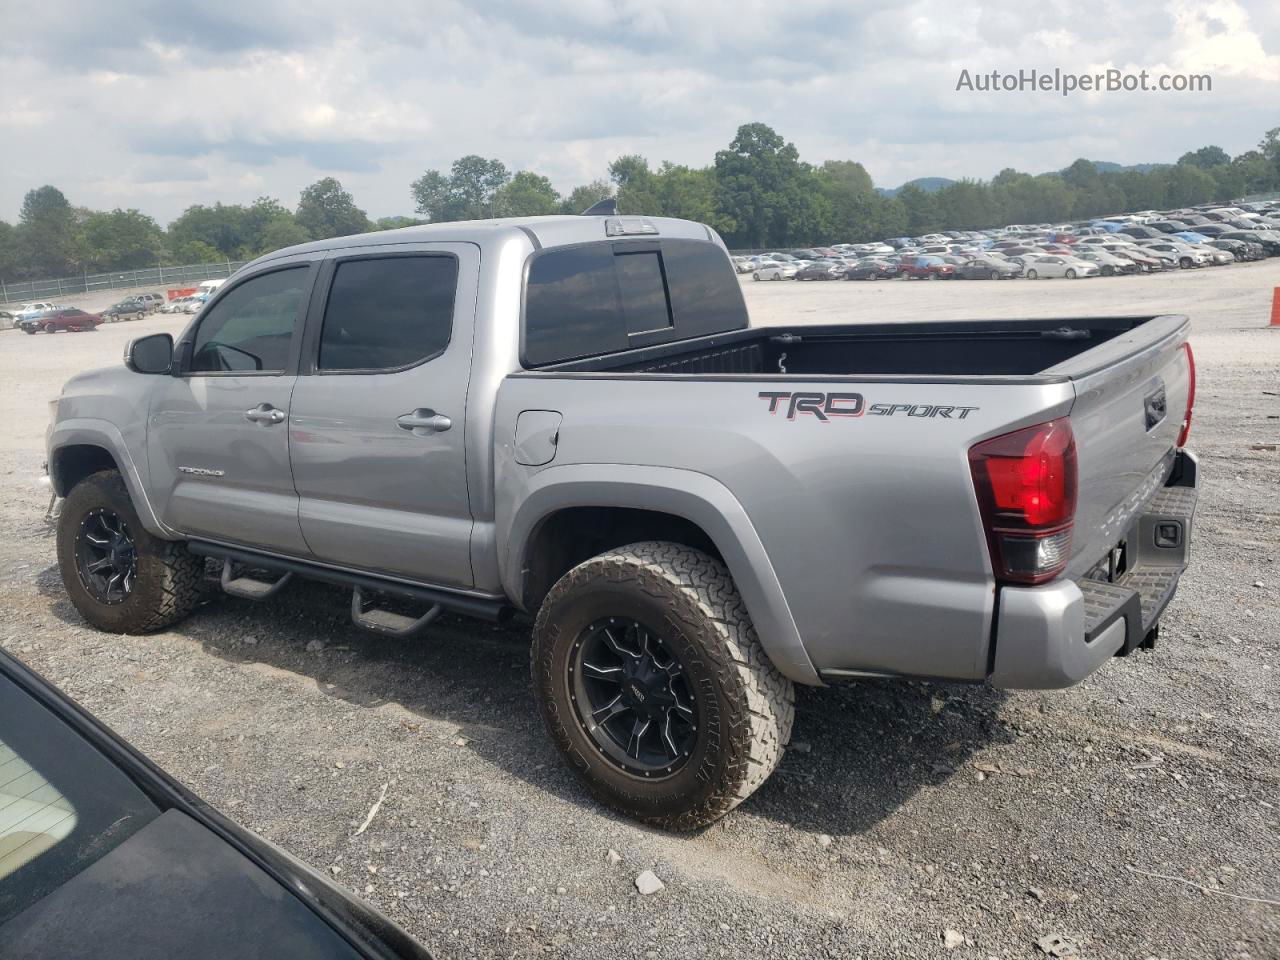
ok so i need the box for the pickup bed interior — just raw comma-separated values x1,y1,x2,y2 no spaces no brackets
533,316,1158,379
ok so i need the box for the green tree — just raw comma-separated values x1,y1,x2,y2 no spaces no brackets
714,123,820,248
896,184,940,234
493,171,561,217
375,215,428,230
0,220,20,281
296,177,370,239
1061,158,1099,190
411,156,510,221
1177,145,1231,169
258,215,313,253
1162,163,1216,206
80,209,166,271
558,180,614,215
18,185,79,276
168,238,223,264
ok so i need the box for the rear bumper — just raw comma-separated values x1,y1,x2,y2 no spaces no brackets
989,450,1199,689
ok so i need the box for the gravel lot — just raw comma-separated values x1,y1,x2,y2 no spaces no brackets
2,263,1278,960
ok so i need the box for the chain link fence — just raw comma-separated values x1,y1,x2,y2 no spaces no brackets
0,260,249,306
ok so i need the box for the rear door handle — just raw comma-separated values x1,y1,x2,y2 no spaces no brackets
397,409,452,434
244,403,286,425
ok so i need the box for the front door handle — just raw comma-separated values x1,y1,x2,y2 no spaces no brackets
397,409,452,434
244,403,286,425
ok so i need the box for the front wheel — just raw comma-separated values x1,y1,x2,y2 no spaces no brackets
1065,268,1077,279
532,542,794,831
57,470,207,633
44,324,56,334
989,271,1000,280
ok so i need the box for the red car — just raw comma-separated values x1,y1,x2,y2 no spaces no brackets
898,256,956,279
20,308,102,334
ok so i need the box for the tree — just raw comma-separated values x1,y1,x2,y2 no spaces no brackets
1061,158,1099,190
411,156,511,221
896,184,939,234
375,215,428,231
296,177,370,239
493,171,561,217
18,185,79,276
81,209,166,271
817,160,874,196
258,215,312,253
0,220,19,281
559,180,614,215
713,123,819,248
1177,145,1231,169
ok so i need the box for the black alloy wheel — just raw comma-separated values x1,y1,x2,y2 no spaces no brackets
569,617,698,777
75,508,136,604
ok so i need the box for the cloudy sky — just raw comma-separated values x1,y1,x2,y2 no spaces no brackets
2,0,1277,224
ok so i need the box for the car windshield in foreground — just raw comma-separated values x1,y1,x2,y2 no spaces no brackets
0,672,160,925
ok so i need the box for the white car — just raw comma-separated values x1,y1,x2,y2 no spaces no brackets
17,301,57,320
1021,255,1099,279
753,262,798,280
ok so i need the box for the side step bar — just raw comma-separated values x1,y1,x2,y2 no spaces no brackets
221,560,293,600
352,587,441,639
188,541,511,623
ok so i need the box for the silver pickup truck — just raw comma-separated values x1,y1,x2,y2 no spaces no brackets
45,213,1198,829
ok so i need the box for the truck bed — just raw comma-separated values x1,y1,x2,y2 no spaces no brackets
536,315,1160,379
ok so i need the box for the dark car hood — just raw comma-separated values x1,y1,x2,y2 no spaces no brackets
2,810,363,960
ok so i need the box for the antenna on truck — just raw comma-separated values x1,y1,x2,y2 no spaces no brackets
580,197,618,216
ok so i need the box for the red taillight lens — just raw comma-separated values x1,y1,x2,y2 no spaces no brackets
1177,342,1195,447
969,418,1078,585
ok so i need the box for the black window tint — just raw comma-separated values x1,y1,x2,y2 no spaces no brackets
523,238,748,367
189,267,307,373
615,251,672,335
524,244,624,366
319,256,457,372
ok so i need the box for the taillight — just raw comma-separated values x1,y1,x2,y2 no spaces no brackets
969,418,1078,585
1177,342,1195,447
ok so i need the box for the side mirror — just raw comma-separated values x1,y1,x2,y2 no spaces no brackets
124,333,174,374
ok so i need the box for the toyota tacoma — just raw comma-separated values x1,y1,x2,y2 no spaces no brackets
43,213,1198,829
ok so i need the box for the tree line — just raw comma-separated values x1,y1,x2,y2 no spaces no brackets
4,123,1278,282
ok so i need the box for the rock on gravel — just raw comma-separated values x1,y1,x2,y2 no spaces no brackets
634,870,665,896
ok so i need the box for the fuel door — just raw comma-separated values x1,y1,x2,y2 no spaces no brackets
514,410,562,466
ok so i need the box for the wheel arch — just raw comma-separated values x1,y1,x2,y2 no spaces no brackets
49,421,169,538
503,464,820,685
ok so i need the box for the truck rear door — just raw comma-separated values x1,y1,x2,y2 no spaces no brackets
286,243,479,588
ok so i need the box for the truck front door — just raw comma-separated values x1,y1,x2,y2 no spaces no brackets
286,244,477,588
147,260,316,555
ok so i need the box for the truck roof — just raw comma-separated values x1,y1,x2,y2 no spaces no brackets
243,215,721,273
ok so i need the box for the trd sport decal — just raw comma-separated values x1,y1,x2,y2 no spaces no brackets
759,392,979,421
759,391,863,420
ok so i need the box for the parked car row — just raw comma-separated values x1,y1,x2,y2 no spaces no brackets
731,199,1280,283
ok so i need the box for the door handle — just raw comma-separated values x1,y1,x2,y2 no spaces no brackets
244,404,286,425
397,409,452,434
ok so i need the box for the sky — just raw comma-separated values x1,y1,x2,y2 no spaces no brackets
2,0,1277,225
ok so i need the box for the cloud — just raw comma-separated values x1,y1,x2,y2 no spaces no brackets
1,0,1276,223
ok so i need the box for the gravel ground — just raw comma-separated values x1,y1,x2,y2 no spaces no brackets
1,263,1278,960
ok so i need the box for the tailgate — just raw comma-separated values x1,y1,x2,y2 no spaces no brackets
1048,314,1193,577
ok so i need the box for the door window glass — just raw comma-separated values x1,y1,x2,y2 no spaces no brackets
189,267,308,373
318,256,457,371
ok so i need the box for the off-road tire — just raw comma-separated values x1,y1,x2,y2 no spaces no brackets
532,541,794,831
57,470,205,633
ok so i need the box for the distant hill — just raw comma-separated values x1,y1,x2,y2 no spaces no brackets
875,177,955,197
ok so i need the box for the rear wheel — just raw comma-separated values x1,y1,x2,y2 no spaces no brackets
753,273,761,281
57,470,206,633
532,542,794,830
1026,269,1038,279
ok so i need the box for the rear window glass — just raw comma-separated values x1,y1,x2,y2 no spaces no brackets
318,256,457,372
0,673,159,924
523,238,747,366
